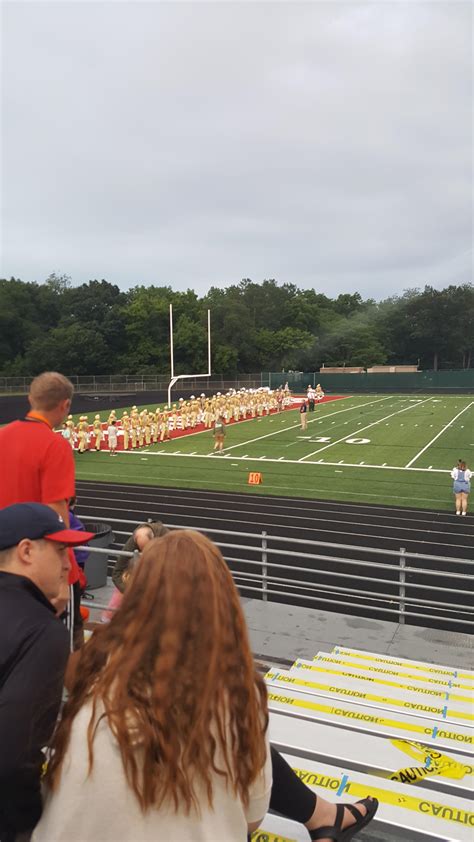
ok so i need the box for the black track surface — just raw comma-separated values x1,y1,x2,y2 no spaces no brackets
76,480,474,633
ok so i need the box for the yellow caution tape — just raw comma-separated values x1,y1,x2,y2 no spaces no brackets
267,691,474,746
292,766,474,828
307,656,473,691
332,649,474,683
390,740,471,784
251,832,295,842
293,661,472,704
266,672,474,723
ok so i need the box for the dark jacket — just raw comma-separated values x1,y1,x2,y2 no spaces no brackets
0,572,69,838
111,521,169,593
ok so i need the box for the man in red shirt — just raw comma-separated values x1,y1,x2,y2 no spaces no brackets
0,372,84,645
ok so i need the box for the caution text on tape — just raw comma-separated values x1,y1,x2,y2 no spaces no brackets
307,656,473,692
390,739,470,784
251,832,295,842
292,766,474,828
266,672,473,723
267,691,474,746
332,649,474,683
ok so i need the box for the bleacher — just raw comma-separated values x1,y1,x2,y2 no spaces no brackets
318,365,419,374
366,366,419,373
257,646,473,841
318,367,365,374
82,535,473,840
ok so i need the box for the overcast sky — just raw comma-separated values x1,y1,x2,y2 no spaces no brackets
1,1,472,299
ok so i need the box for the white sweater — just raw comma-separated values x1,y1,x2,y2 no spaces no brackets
451,467,472,481
32,702,272,842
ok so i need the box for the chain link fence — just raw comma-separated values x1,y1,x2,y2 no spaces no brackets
0,373,265,394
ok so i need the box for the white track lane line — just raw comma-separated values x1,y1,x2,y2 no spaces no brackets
116,449,450,472
76,478,463,517
76,479,464,516
405,401,474,468
298,397,433,462
216,396,392,455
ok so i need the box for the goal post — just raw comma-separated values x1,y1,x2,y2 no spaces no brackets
167,306,211,407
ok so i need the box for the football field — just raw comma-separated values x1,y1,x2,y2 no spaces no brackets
74,394,474,511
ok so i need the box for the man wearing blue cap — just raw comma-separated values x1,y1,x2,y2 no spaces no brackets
0,503,94,842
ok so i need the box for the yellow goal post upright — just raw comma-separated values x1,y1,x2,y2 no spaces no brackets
167,304,212,408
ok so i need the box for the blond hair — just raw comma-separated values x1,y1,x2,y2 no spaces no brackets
29,372,74,411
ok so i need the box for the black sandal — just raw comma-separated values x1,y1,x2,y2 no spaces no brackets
309,797,379,841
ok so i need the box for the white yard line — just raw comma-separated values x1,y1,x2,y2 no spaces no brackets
217,396,392,455
405,401,474,468
298,397,433,462
118,449,449,473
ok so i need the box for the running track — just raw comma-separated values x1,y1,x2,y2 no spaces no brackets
76,480,474,633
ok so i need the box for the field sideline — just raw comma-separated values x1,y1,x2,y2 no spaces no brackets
74,394,474,510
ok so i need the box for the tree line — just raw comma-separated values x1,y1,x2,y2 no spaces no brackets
0,275,472,376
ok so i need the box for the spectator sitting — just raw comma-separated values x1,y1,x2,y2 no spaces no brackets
0,503,94,842
101,521,169,622
112,521,169,594
32,530,272,841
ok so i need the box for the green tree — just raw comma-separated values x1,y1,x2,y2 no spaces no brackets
23,325,111,375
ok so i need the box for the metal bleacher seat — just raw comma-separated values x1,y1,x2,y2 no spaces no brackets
255,646,473,842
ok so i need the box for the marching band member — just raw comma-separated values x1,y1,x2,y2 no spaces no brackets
130,411,139,449
138,411,146,447
144,412,152,446
122,412,131,450
160,409,170,441
92,414,103,451
77,416,89,453
66,414,76,449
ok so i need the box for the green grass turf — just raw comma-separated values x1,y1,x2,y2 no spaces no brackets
73,394,474,511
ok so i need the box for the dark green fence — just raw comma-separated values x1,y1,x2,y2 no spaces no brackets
267,370,474,394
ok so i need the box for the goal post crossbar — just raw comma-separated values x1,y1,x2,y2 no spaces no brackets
167,307,211,407
167,373,212,407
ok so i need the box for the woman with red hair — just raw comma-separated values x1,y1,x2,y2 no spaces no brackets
33,531,376,841
33,530,271,840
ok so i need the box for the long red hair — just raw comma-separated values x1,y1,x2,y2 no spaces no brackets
47,530,268,812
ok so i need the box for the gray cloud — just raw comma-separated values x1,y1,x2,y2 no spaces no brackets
1,1,472,298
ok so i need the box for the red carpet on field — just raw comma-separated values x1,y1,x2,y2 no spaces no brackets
83,395,349,452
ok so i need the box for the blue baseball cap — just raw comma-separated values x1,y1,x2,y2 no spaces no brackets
0,503,95,550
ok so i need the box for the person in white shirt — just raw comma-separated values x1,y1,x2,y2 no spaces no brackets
107,421,118,455
32,530,272,842
451,460,472,516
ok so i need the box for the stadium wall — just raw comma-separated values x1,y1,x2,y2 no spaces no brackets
268,369,474,394
0,378,263,424
1,370,473,423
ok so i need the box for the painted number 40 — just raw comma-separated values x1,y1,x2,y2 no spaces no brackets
310,436,371,445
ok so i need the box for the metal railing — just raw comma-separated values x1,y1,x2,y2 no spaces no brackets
0,373,264,394
81,519,474,630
